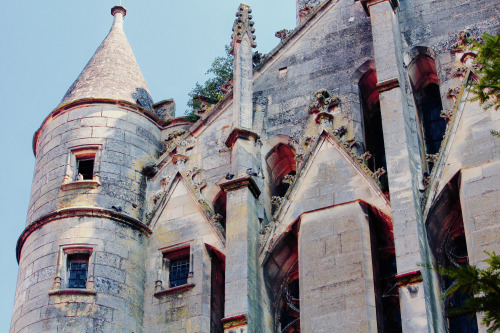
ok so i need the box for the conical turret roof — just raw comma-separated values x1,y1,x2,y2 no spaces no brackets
59,6,154,110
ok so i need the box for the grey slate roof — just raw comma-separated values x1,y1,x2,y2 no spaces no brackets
59,7,154,111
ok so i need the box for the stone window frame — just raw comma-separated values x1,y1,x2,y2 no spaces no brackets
48,244,97,296
154,242,195,297
61,144,102,191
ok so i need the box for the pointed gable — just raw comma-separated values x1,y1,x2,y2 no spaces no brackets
59,6,154,110
276,132,391,230
151,175,225,252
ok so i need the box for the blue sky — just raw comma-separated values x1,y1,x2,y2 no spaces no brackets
0,0,295,329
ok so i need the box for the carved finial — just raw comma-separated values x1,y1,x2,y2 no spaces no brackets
275,29,290,42
230,3,257,55
373,167,386,180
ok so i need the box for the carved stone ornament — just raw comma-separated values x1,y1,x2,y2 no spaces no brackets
308,89,341,114
298,4,314,22
451,66,467,78
372,167,386,180
271,196,284,207
177,138,196,155
356,151,372,164
275,29,290,42
282,174,296,185
230,3,257,55
333,125,347,138
440,109,454,120
425,153,439,163
450,30,481,54
221,79,234,95
346,137,358,149
447,87,460,99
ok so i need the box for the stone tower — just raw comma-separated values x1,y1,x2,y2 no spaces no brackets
11,1,500,332
11,6,162,332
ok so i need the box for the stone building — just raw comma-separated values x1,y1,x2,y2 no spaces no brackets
10,0,500,332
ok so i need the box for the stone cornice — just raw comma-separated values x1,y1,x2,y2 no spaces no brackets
32,98,168,157
16,207,151,263
222,314,247,329
360,0,399,16
219,175,261,198
396,270,423,287
225,127,260,147
376,77,400,93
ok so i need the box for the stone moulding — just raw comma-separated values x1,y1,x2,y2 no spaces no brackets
16,207,152,263
360,0,399,16
376,77,400,93
48,288,97,296
220,175,261,199
60,179,101,191
222,314,247,330
153,283,195,298
32,98,168,157
395,270,423,287
225,127,260,147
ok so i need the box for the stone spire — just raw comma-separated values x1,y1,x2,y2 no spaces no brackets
59,6,154,110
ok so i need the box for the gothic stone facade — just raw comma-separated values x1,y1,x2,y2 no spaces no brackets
11,0,500,332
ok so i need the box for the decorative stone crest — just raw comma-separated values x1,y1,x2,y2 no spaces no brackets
275,29,290,42
230,3,257,55
308,89,341,114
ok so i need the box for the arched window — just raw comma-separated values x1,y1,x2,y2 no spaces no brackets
359,69,386,173
408,55,446,169
426,176,478,332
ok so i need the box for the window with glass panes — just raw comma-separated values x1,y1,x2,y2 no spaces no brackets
169,258,189,287
67,253,89,288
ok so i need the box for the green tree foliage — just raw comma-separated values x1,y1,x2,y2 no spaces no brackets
469,31,500,111
186,46,233,118
437,252,500,332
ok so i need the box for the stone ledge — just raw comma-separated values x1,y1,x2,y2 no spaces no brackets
61,179,101,191
220,175,261,198
17,207,152,262
396,270,423,287
225,127,260,147
48,288,97,296
153,283,195,298
222,314,247,329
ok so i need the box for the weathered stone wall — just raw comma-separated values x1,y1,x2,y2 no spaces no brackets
299,202,377,332
27,103,163,224
142,180,223,332
398,0,499,110
255,0,373,147
11,217,147,333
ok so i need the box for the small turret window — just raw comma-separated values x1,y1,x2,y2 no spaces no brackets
76,158,95,180
67,253,90,288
